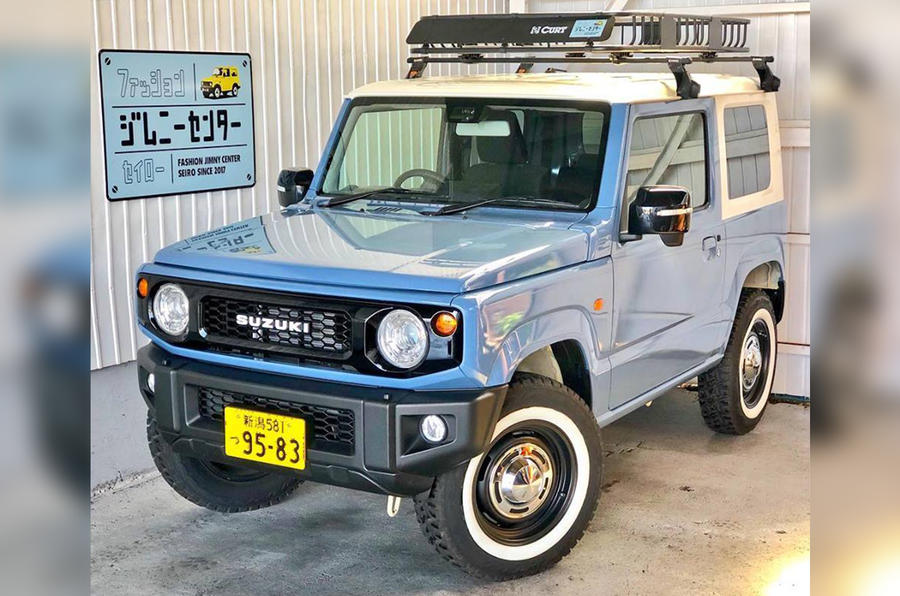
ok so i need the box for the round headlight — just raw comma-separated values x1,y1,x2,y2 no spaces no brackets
152,283,189,336
376,309,429,369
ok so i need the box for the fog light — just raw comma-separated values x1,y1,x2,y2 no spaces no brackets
420,415,447,444
147,373,155,394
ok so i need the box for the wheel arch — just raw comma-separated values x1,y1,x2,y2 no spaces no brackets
741,260,785,322
726,236,786,323
514,340,593,409
483,308,597,410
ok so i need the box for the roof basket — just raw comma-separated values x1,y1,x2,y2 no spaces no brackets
404,13,780,98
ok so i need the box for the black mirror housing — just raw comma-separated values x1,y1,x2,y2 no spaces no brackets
627,185,692,247
277,168,315,207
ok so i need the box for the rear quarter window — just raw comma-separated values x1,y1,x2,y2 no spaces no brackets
724,105,771,199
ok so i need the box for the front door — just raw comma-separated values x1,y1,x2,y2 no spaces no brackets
609,100,727,408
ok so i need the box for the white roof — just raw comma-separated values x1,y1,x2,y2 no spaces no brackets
347,72,762,103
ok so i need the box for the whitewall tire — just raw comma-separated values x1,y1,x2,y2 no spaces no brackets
413,374,602,580
698,290,778,434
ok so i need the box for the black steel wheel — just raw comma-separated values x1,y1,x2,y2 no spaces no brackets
472,422,576,547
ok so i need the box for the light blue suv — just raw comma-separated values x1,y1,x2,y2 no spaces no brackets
135,13,786,579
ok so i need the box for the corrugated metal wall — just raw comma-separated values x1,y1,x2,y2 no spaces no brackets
90,0,510,370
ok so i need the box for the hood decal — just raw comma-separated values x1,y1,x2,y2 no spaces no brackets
177,216,274,256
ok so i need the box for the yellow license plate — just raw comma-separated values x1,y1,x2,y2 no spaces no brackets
224,406,307,470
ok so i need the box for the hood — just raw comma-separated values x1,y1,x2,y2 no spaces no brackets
153,207,589,294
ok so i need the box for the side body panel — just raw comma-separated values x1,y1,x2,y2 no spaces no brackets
716,93,787,320
607,98,731,408
452,258,614,416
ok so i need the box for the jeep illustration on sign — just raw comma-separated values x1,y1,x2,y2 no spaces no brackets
201,65,241,99
134,13,786,580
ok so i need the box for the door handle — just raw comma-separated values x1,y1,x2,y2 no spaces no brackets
702,235,721,259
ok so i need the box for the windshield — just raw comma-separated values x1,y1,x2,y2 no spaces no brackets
213,67,223,76
321,98,610,211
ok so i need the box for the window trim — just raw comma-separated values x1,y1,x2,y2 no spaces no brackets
715,94,783,220
618,109,711,234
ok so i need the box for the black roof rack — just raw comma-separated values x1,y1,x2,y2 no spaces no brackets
404,13,779,99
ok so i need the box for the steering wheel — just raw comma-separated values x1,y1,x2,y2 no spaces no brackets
393,168,446,192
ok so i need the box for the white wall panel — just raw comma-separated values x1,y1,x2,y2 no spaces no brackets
90,0,509,370
779,233,810,345
782,146,809,234
773,343,809,397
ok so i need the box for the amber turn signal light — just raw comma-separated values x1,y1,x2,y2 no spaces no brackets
137,277,149,299
431,311,458,337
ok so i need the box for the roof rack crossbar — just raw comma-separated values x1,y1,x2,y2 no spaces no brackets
404,12,779,97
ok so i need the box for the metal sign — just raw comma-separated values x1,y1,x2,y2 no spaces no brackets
99,50,255,201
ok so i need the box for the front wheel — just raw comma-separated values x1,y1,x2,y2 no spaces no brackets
147,411,302,512
698,290,778,435
414,375,602,580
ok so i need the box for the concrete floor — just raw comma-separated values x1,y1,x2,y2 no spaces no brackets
90,390,810,595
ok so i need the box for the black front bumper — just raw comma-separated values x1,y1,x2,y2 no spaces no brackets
137,344,506,496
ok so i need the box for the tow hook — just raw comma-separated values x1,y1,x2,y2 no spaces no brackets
387,495,402,517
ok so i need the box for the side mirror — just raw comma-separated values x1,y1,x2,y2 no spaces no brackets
627,186,692,247
277,168,315,208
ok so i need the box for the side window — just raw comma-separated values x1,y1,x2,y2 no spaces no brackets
724,105,771,198
621,112,707,230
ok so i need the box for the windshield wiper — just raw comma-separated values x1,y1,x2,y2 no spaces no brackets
319,186,425,208
425,196,579,216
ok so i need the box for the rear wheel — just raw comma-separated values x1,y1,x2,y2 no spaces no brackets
231,83,239,96
414,375,602,580
698,290,778,435
147,411,302,512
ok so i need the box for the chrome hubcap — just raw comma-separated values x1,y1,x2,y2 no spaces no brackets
741,333,763,393
486,442,554,520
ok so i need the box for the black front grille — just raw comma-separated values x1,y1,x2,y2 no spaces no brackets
137,276,463,376
197,387,355,455
200,295,352,358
